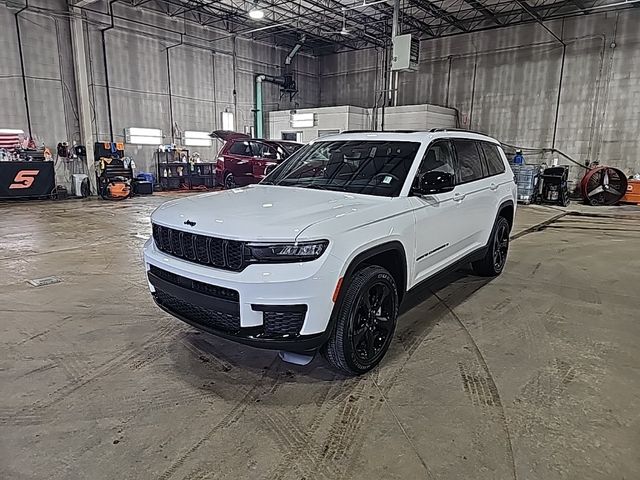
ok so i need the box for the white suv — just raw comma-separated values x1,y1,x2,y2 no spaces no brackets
143,130,516,375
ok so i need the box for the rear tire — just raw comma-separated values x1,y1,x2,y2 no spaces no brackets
321,265,398,375
472,216,510,277
224,172,236,190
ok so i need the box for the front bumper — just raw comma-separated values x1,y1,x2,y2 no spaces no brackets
143,238,342,351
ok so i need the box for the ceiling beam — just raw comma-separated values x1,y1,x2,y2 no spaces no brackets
72,0,101,6
461,0,502,25
513,0,564,44
409,0,468,32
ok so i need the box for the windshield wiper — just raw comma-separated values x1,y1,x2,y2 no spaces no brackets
304,183,329,190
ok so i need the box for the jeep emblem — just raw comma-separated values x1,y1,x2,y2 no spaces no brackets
184,219,196,227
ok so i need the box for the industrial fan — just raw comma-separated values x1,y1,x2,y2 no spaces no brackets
580,166,628,206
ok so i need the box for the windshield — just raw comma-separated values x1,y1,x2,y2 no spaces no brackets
262,140,421,197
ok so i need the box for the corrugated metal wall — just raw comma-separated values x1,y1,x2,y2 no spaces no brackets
320,10,640,176
0,1,320,176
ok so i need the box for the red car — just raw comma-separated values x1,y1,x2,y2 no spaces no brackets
210,131,303,189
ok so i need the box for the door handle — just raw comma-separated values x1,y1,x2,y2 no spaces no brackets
453,192,466,202
490,182,498,191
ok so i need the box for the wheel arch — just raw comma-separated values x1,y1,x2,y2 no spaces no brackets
340,241,408,303
497,199,514,231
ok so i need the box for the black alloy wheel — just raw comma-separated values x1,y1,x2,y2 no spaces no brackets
493,219,510,272
472,216,511,277
350,282,395,364
224,173,236,189
322,265,399,375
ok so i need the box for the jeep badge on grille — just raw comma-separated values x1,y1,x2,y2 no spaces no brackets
184,220,196,227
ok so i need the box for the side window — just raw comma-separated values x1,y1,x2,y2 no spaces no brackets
481,142,506,176
257,143,280,160
453,139,484,183
413,140,456,190
228,141,253,156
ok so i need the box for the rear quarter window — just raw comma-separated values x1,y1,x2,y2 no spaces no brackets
228,141,252,156
453,139,484,183
481,142,506,176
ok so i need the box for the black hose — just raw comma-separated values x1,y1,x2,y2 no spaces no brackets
15,2,32,138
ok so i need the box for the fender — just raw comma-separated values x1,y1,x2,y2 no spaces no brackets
340,241,408,295
495,199,515,229
322,241,408,346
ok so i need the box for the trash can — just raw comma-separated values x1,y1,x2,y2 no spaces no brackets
71,174,89,198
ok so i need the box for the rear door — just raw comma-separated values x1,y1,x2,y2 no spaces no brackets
224,139,255,185
451,138,496,251
251,142,282,179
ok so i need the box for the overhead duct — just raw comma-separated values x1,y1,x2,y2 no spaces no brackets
285,34,306,65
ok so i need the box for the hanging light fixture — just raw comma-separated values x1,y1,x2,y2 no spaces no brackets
248,3,265,19
339,10,349,35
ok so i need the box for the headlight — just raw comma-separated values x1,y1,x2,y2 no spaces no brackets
246,240,329,263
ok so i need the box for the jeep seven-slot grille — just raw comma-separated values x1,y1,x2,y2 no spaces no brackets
153,224,246,272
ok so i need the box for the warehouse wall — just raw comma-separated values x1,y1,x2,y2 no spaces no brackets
83,1,319,173
0,0,320,179
0,0,81,186
320,9,640,176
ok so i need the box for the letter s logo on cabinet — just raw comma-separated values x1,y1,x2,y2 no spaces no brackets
9,170,40,189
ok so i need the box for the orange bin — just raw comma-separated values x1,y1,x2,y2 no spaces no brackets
622,179,640,205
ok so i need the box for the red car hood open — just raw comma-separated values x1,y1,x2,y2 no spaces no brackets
208,130,251,142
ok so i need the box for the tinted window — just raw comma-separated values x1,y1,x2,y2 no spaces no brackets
413,140,456,190
454,140,484,183
481,142,506,176
228,140,253,156
264,141,421,197
253,142,279,159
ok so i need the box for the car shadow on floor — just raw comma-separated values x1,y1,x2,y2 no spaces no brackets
168,266,493,404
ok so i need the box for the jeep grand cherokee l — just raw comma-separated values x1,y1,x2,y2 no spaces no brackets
144,130,516,375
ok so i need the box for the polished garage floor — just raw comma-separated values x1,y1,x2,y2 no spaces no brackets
1,195,639,480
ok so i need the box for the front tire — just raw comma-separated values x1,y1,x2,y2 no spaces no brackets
322,265,398,375
472,216,510,277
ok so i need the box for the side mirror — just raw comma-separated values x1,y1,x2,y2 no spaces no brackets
417,171,455,195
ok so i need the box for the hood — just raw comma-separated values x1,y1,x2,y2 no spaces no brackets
151,185,385,242
208,130,250,142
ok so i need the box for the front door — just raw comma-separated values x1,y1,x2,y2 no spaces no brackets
410,139,469,285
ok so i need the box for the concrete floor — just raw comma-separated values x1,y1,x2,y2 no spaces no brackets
1,195,639,480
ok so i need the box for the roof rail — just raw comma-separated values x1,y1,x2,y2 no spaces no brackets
340,129,419,134
429,128,487,135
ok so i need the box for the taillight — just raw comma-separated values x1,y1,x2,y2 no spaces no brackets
216,157,224,169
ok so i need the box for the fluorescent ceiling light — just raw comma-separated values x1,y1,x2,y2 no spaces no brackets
184,130,212,140
184,130,213,146
127,136,163,145
126,127,162,137
125,127,163,145
290,113,314,128
248,8,264,19
221,111,234,131
0,129,24,134
184,138,212,147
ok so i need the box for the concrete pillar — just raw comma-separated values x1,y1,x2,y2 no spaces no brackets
69,5,97,193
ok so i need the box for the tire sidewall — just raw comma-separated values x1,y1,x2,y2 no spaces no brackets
224,173,235,189
491,216,510,275
337,269,398,374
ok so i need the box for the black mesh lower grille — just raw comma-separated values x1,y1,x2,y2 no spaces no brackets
152,224,246,272
263,311,306,337
149,265,239,302
155,290,240,333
